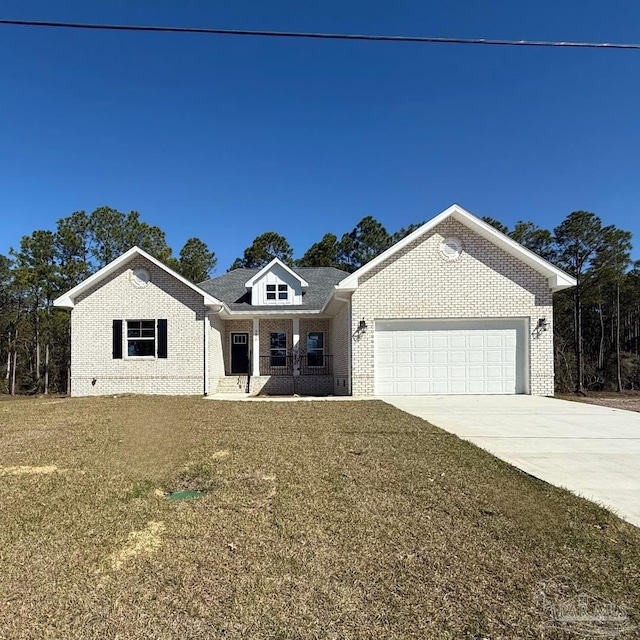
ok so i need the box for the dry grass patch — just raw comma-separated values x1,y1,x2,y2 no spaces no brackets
0,395,639,639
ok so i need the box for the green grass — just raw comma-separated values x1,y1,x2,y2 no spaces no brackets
0,396,639,638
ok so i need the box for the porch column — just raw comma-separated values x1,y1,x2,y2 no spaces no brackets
292,318,300,376
252,318,260,376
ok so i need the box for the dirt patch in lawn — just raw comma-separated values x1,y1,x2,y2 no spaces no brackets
0,465,63,476
102,521,166,572
0,395,639,639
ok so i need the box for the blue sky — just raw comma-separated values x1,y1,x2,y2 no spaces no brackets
1,1,639,271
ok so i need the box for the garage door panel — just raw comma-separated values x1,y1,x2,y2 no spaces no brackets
432,336,448,348
375,321,524,395
432,366,448,379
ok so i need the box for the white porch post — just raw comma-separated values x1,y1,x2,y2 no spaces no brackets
252,318,260,376
292,318,300,376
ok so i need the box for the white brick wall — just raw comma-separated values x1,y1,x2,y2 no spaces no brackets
350,219,554,396
71,256,207,396
207,313,225,393
331,301,351,395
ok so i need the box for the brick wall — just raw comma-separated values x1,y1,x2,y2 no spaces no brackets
207,313,225,393
71,256,207,396
351,219,554,396
330,301,351,395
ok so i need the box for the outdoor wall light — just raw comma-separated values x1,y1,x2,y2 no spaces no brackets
537,318,549,332
358,319,367,332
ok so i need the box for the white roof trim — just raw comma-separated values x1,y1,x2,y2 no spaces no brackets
337,203,576,293
53,246,226,309
244,257,309,289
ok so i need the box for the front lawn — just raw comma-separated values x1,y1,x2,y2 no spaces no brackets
0,396,638,638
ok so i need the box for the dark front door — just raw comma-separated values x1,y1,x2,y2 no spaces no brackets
230,333,250,374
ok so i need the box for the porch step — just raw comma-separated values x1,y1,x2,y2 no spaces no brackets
216,376,249,394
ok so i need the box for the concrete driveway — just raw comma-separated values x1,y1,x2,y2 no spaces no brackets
381,395,640,527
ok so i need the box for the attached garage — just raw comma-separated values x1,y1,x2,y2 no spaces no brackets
374,319,528,395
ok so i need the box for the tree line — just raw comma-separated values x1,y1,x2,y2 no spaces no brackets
1,205,639,396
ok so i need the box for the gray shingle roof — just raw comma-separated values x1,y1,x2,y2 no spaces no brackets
199,267,350,311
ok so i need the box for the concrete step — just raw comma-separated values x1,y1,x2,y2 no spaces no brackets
216,376,249,393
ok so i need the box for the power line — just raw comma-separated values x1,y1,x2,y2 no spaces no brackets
1,18,639,50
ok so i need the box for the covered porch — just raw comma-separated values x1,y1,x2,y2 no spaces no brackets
220,316,334,395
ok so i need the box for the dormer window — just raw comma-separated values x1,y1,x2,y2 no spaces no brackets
245,258,308,306
266,284,288,300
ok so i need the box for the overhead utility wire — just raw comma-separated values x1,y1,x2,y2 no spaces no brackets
0,19,639,50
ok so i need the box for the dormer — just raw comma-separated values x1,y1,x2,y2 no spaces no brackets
245,258,308,306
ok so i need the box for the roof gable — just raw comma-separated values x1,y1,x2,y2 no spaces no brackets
53,246,224,309
244,258,308,289
337,204,576,292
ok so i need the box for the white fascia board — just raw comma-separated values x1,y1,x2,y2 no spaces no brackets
244,258,309,289
53,246,225,309
225,309,323,316
336,203,576,292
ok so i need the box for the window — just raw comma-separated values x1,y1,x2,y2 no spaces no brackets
266,283,289,301
127,320,156,357
270,332,287,367
307,332,324,367
233,334,247,345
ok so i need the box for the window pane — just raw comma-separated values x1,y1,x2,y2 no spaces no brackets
270,350,287,367
307,352,323,367
127,321,141,338
270,332,286,349
128,340,155,357
307,332,323,350
278,291,288,300
266,284,276,291
278,284,287,291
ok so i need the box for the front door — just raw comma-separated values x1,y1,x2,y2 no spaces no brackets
230,333,250,374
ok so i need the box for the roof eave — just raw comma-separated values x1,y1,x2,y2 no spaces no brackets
52,246,225,309
336,203,576,292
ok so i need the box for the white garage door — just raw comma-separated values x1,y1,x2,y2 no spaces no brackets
375,319,526,395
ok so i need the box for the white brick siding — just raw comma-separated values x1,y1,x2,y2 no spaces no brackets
71,256,207,396
350,219,554,396
331,301,351,395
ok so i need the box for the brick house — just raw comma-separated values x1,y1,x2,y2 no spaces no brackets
54,204,575,397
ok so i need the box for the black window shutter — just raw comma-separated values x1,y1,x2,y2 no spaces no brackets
112,320,123,359
157,319,168,358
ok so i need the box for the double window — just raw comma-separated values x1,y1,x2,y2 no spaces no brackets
270,332,287,366
266,284,288,301
112,319,167,359
306,332,324,367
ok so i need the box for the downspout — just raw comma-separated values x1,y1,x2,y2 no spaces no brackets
335,294,353,396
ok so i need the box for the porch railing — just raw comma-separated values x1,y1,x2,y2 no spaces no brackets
258,355,332,376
